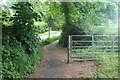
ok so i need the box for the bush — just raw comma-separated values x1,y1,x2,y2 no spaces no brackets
2,2,43,79
2,37,43,79
2,40,25,78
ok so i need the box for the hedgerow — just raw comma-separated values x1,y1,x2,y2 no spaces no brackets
2,2,43,79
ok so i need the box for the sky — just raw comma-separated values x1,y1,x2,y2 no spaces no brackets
0,0,7,6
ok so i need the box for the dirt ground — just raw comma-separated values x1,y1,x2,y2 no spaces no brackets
28,41,99,78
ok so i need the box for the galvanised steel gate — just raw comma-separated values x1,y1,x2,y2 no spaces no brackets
67,35,118,63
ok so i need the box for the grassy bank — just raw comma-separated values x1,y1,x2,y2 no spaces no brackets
76,50,118,78
40,36,61,46
95,53,118,78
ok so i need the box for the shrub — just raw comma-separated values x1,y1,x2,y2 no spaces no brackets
2,2,43,79
2,36,43,79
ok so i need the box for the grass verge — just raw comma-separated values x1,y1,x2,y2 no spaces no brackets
95,53,118,78
40,36,61,46
78,51,118,78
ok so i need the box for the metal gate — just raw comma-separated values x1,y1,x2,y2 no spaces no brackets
67,35,118,63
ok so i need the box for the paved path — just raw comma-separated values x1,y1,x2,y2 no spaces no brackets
29,41,98,78
40,32,61,40
39,41,66,78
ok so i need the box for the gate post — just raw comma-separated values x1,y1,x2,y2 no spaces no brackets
92,35,94,53
67,35,71,63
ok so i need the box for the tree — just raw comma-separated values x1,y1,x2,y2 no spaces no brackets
59,2,118,47
10,2,41,54
2,2,43,78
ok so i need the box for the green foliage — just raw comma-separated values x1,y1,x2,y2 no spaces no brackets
10,2,41,54
34,21,48,34
40,36,60,46
2,40,26,78
59,2,118,47
2,2,43,79
2,39,43,79
74,48,118,78
43,2,64,31
59,2,87,47
96,53,118,78
2,1,118,78
60,23,86,47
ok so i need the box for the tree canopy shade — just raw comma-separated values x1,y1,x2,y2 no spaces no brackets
59,2,118,47
31,2,65,30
